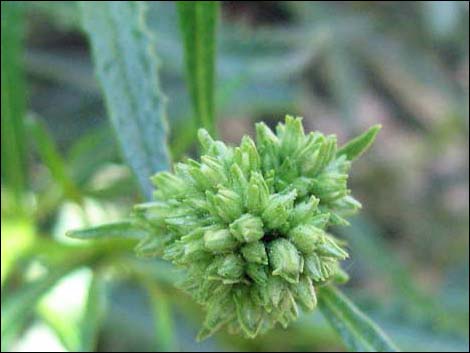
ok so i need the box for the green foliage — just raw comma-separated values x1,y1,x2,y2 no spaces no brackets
177,1,220,136
67,126,119,188
337,125,382,161
80,1,171,199
1,239,133,351
343,216,469,339
26,114,82,203
1,2,27,207
1,217,34,288
68,221,147,241
37,271,106,351
1,256,78,343
79,274,107,351
319,286,399,352
2,1,468,352
142,280,176,352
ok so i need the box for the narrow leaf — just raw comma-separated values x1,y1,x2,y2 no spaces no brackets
1,266,74,340
67,221,147,240
79,274,106,351
337,125,381,161
342,217,456,334
1,217,35,288
177,1,219,136
26,114,82,203
1,239,134,347
144,281,176,352
1,2,28,206
80,1,171,199
318,286,399,352
38,269,93,351
67,126,118,187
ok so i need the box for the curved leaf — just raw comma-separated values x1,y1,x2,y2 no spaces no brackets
26,114,82,203
1,264,77,342
1,239,133,349
337,125,381,161
319,286,399,352
80,274,106,351
80,1,171,199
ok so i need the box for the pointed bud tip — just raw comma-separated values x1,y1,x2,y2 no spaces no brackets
197,128,214,150
337,123,382,161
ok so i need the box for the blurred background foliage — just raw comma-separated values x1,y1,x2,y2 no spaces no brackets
1,1,469,352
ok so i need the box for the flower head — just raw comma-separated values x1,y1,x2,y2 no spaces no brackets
134,116,380,339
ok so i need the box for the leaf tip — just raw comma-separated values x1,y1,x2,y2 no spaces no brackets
65,229,82,240
337,123,382,161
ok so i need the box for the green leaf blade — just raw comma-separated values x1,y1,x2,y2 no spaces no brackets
177,1,219,136
79,274,106,351
142,281,176,352
1,2,28,206
319,286,400,352
26,114,82,203
67,221,147,240
80,1,171,199
337,124,381,161
1,235,134,350
1,265,76,342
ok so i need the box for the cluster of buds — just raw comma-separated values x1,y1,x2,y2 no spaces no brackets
133,116,379,339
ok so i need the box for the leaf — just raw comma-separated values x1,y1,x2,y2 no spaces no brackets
79,274,106,351
337,125,381,161
26,114,82,203
1,238,133,349
80,1,171,200
377,317,470,352
177,1,220,136
1,217,35,288
125,258,182,287
1,265,74,341
144,281,176,352
318,286,399,352
342,216,466,336
38,269,93,351
0,310,26,352
38,270,107,351
67,125,119,187
1,2,28,207
67,221,148,240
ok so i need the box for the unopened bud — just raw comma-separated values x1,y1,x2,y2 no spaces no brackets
241,241,268,265
268,238,301,284
204,228,238,253
230,214,264,243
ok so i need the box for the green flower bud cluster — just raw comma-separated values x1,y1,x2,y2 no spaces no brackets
133,116,378,340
